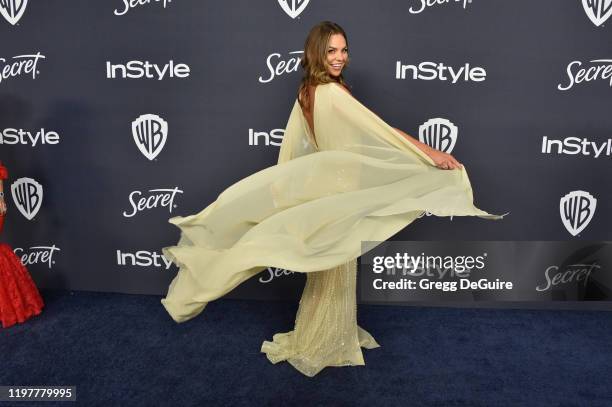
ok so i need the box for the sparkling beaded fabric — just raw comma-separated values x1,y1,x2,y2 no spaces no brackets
261,259,380,377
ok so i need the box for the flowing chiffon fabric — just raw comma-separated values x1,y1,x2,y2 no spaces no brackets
160,83,505,375
0,162,44,329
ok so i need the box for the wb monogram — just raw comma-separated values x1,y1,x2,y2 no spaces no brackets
132,114,168,160
560,191,597,236
277,0,310,19
0,0,28,25
418,118,458,153
11,177,43,220
582,0,612,26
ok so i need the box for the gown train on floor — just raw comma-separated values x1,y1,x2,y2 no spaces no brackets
260,258,380,377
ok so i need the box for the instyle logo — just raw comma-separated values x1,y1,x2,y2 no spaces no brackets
0,52,46,85
582,0,612,26
395,61,486,83
116,250,173,269
106,60,190,80
0,128,60,146
114,0,173,16
535,263,600,291
259,50,303,83
123,187,183,218
541,136,612,158
249,128,284,146
132,114,167,160
11,177,43,220
418,118,458,153
277,0,310,19
557,59,612,90
0,0,28,25
14,245,60,269
409,0,473,14
560,190,597,236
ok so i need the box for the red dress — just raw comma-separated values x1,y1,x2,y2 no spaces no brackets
0,162,44,328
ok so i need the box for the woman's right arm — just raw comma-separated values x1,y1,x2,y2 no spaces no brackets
393,127,463,170
392,127,435,155
332,83,461,170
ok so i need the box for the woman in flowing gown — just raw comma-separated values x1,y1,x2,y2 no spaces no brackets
161,21,505,376
0,161,44,328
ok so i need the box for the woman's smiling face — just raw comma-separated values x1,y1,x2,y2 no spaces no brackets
325,33,348,78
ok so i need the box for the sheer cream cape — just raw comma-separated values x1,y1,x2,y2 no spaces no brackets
160,83,505,323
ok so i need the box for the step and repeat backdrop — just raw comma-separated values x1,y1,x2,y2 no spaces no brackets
1,1,611,308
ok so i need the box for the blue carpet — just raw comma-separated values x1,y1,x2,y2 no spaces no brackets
1,290,611,406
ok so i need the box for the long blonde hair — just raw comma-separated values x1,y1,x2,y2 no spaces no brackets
298,21,351,111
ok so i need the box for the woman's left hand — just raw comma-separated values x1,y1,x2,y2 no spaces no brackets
427,149,463,170
0,198,6,215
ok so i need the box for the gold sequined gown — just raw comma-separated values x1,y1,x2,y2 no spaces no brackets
161,83,505,376
260,258,381,377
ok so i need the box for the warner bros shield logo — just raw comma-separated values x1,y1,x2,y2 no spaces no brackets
0,0,29,25
582,0,612,26
418,118,458,153
11,177,43,220
278,0,310,19
132,114,168,161
560,190,597,236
